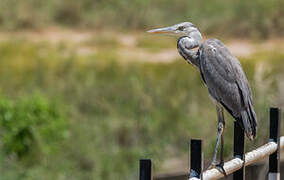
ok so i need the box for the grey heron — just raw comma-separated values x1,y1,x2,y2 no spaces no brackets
147,22,257,173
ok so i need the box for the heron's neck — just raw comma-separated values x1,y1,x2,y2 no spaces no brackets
177,32,202,69
188,30,202,45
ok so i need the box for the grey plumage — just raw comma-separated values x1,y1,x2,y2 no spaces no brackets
175,30,257,140
148,22,257,169
197,39,257,140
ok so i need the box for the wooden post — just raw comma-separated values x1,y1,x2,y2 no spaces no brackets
140,159,153,180
233,121,245,180
189,139,203,179
269,107,281,180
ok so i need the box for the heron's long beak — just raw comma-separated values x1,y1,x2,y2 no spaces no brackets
147,26,176,34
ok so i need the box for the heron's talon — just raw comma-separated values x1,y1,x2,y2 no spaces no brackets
216,163,227,177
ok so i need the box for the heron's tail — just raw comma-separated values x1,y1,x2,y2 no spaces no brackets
240,100,257,140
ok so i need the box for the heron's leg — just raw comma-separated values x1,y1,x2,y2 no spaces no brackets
220,131,224,165
219,106,225,165
209,130,221,167
216,106,227,176
208,105,225,169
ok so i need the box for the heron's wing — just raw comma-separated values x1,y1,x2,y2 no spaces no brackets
199,39,257,139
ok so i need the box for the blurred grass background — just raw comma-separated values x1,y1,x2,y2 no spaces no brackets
0,0,283,180
0,0,283,38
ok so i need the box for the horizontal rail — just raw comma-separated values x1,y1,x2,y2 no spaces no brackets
189,136,284,180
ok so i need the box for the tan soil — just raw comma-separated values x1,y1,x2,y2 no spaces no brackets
0,29,283,63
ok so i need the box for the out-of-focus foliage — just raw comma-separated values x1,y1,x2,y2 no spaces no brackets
0,95,68,162
0,0,283,37
0,0,282,179
0,39,283,179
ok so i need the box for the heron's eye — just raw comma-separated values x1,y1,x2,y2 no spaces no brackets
178,26,185,31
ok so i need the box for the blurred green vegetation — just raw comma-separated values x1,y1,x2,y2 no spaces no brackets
0,95,67,159
0,0,283,179
0,39,283,179
0,0,283,37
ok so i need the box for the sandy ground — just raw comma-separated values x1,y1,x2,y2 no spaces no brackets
0,29,283,63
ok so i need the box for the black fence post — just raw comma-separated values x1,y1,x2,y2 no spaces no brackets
189,139,203,179
233,121,245,180
269,107,281,180
140,159,153,180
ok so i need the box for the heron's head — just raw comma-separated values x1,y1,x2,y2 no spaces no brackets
147,22,202,41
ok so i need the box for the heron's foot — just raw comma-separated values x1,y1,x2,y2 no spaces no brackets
216,162,227,177
206,160,218,170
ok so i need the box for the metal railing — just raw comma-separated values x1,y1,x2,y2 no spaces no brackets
139,107,282,180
